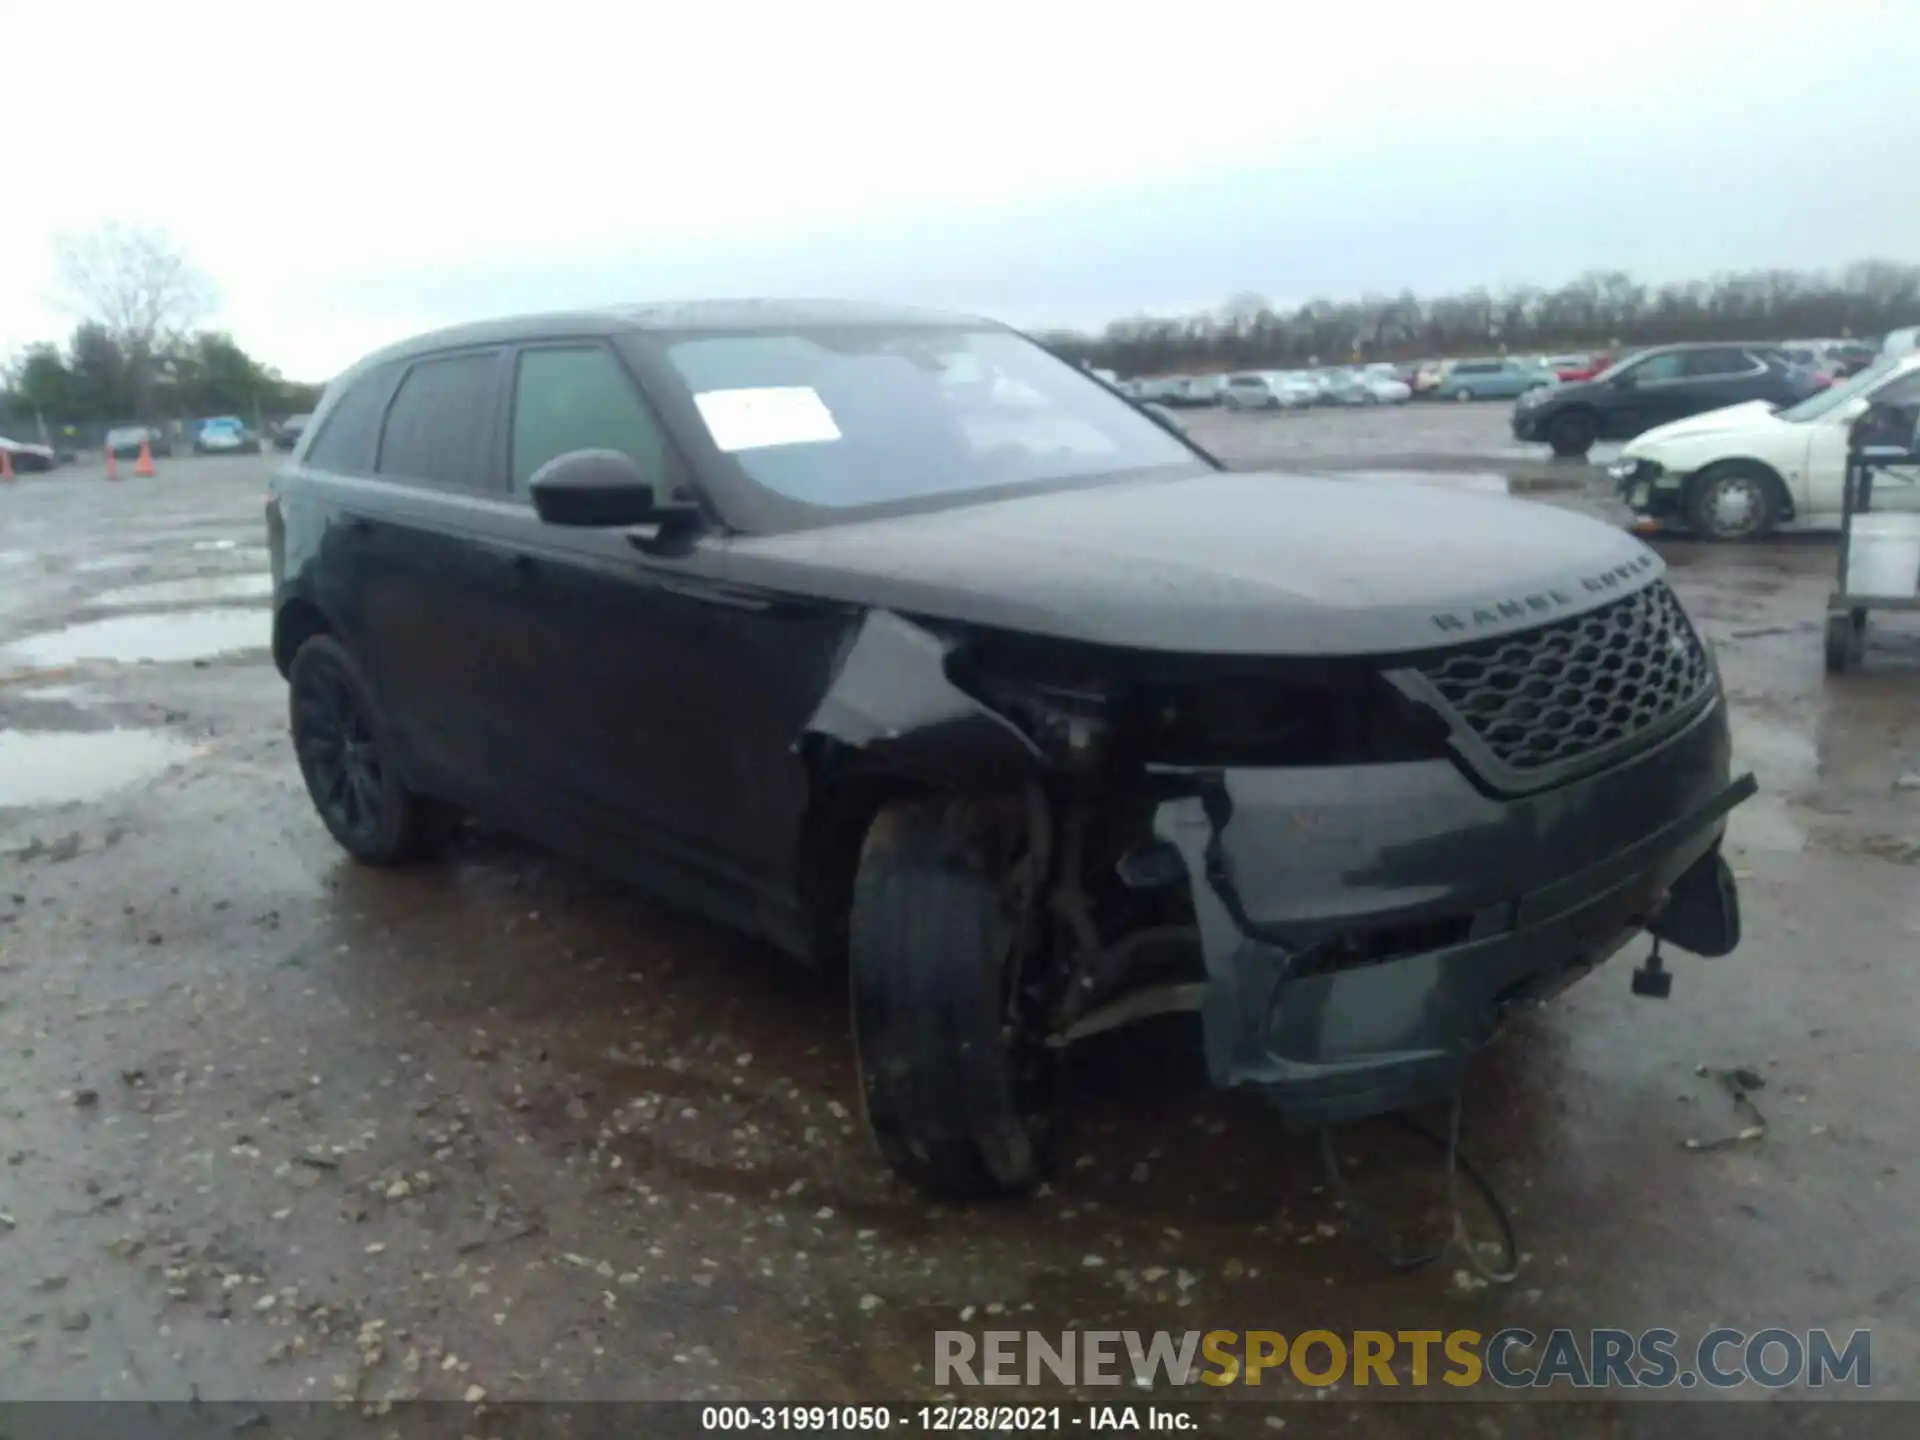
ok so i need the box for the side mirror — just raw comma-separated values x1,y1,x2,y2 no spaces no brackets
528,449,692,528
1834,395,1871,424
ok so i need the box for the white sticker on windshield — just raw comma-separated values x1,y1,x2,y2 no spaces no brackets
694,386,842,453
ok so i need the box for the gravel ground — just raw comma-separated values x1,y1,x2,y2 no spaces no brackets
1,406,1915,1430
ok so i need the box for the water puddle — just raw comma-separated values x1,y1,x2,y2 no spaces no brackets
0,728,198,807
14,683,90,703
191,539,239,552
91,574,272,608
3,609,267,669
69,554,145,574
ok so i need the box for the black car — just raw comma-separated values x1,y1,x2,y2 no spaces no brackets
1511,343,1821,457
268,301,1754,1199
274,414,313,452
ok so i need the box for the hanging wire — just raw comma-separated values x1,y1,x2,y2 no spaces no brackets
1317,1083,1521,1284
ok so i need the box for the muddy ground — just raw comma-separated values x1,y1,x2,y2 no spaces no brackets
1,405,1916,1427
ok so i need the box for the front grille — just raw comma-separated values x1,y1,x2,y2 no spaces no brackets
1413,582,1711,773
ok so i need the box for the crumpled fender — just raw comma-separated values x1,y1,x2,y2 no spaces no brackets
1151,777,1300,1090
799,611,1044,786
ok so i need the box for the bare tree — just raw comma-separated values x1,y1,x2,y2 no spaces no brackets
51,224,217,417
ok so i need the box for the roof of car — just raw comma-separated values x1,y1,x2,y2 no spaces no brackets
350,299,995,374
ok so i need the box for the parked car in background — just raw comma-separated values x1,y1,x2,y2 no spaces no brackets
1539,354,1592,380
1219,373,1284,410
105,425,172,460
195,416,263,455
1608,352,1920,540
1265,371,1323,408
1555,354,1616,383
1512,343,1824,458
0,435,59,472
1133,377,1185,404
1435,358,1555,402
1171,375,1225,407
1320,369,1412,405
1411,360,1447,396
269,298,1751,1199
275,414,314,452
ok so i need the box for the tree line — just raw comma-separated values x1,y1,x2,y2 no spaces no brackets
1037,260,1920,376
0,223,322,435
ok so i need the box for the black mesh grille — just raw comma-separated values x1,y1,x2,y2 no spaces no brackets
1414,583,1711,772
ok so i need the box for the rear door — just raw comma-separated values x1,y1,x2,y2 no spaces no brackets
1680,346,1775,414
342,348,515,799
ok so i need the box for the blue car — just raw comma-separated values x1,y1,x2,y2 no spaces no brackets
194,416,261,455
1436,358,1556,401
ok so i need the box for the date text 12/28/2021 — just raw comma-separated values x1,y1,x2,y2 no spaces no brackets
700,1405,1195,1432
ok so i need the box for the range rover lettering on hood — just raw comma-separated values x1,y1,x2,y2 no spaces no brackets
1429,551,1660,634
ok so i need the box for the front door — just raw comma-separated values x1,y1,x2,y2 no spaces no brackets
477,341,829,924
1605,350,1690,437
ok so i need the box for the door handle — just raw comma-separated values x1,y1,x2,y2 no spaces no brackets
500,552,536,590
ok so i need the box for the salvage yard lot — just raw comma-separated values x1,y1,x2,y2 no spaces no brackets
1,404,1916,1425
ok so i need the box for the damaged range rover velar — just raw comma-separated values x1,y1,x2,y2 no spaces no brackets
268,301,1757,1200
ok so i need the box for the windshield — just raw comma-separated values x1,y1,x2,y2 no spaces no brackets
656,326,1202,510
1776,355,1908,423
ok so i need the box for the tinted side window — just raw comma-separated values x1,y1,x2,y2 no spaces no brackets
304,364,398,473
1682,347,1758,378
1453,362,1497,375
377,352,501,488
510,346,673,492
1627,352,1685,383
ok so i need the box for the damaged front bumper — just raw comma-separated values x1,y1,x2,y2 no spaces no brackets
1151,698,1756,1126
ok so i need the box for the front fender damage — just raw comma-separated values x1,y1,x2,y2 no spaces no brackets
798,610,1044,785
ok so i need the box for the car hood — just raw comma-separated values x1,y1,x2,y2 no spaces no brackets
1624,400,1781,455
722,471,1662,657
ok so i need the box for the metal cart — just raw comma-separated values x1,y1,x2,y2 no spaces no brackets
1825,440,1920,675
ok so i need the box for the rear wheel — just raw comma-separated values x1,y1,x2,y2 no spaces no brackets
1546,409,1599,457
1451,388,1473,402
848,794,1061,1199
1686,462,1781,541
288,636,461,865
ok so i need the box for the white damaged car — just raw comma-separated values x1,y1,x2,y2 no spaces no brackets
1610,353,1920,540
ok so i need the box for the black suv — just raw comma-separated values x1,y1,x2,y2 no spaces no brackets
269,302,1754,1198
1512,342,1822,457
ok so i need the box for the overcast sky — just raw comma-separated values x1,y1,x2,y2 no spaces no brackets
3,0,1916,380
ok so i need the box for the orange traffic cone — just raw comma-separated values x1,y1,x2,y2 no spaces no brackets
1,448,14,483
106,444,119,481
135,436,157,477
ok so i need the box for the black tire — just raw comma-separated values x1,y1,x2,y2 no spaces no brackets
287,635,460,865
848,795,1061,1199
1824,610,1868,675
1546,409,1598,457
1685,462,1781,541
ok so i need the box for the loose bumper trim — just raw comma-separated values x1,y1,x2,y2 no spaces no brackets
1152,713,1755,1126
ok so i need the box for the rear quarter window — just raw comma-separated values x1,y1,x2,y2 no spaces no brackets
303,364,401,473
376,351,503,489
